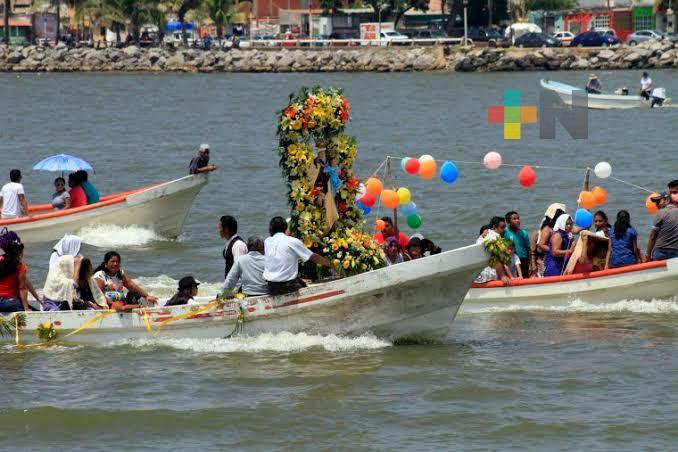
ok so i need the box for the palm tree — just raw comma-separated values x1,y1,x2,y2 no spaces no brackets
106,0,160,44
3,0,10,45
173,0,202,45
204,0,229,39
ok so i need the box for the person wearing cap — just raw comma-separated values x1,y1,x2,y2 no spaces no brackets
640,72,653,100
189,144,217,175
223,236,268,297
646,182,678,261
586,74,602,94
165,276,201,306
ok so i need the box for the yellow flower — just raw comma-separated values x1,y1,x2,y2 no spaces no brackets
331,243,339,252
292,120,302,130
308,120,316,128
304,238,313,247
343,260,350,269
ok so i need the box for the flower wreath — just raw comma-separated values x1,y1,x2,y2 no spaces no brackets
276,87,385,277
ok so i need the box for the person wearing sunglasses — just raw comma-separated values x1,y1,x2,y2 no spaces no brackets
51,177,72,210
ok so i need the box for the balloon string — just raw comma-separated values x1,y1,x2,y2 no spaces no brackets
390,156,586,172
609,176,654,194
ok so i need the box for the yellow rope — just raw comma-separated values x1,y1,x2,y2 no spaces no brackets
63,311,117,338
14,315,19,346
155,300,224,329
142,309,152,334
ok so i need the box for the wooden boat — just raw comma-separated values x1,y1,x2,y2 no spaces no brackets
3,244,488,345
462,259,678,313
0,174,208,244
540,79,671,110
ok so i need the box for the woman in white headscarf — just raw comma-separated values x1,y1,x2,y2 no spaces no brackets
543,213,574,277
49,235,82,268
42,255,79,311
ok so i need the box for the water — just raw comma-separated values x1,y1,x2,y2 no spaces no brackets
2,70,678,449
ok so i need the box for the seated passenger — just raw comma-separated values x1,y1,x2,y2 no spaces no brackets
93,251,158,311
76,170,100,205
564,231,610,275
51,177,71,210
166,276,200,306
73,258,107,310
384,237,404,266
420,238,442,256
586,74,602,94
223,236,268,297
405,237,423,260
372,216,409,249
505,242,523,279
49,234,82,268
42,255,82,311
0,231,30,312
68,172,87,208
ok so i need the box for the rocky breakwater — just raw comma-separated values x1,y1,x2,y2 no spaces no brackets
0,43,448,72
450,39,678,72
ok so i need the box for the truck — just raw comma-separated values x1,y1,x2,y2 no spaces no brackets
359,22,409,45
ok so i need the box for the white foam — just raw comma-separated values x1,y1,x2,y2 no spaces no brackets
465,298,678,314
115,332,392,353
78,224,167,248
133,275,223,300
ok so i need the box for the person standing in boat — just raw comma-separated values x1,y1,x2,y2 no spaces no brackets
263,216,332,295
373,216,409,250
531,203,567,277
0,169,28,219
543,214,574,277
640,72,653,100
189,144,217,174
219,215,248,278
67,172,87,209
609,210,642,268
76,170,100,205
223,236,268,297
646,181,678,261
504,211,530,278
586,74,602,94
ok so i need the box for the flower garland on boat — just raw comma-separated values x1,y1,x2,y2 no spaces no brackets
277,87,385,277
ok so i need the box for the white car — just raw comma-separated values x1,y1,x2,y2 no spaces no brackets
376,30,409,46
553,31,575,46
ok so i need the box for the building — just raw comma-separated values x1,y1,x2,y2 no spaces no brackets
0,0,34,44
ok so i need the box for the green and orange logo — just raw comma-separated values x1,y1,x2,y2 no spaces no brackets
487,90,537,140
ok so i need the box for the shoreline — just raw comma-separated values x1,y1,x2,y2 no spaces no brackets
1,40,677,73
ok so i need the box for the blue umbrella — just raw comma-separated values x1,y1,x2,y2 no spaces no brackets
33,154,95,173
165,20,193,32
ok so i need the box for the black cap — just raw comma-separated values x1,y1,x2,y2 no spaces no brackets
178,276,201,289
651,192,669,202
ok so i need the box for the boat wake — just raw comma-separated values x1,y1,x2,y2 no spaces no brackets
463,298,678,315
112,332,392,353
78,224,168,247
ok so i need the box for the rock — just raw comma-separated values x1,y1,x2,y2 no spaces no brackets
597,49,615,60
7,51,23,64
571,58,589,70
624,52,642,62
123,45,140,57
413,53,434,70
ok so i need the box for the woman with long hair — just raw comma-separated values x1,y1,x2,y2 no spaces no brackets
543,214,574,277
593,210,611,237
93,251,157,311
610,210,642,267
0,231,30,312
531,203,567,277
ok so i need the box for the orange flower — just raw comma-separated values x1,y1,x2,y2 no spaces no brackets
284,106,296,119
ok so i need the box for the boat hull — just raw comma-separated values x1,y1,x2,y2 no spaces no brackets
540,79,669,110
462,259,678,313
0,174,208,244
3,244,488,345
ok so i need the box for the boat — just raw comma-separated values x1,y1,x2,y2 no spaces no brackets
3,244,488,345
0,173,209,244
540,79,671,110
462,259,678,313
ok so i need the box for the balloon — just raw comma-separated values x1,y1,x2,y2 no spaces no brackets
401,201,417,216
401,157,410,173
439,161,459,184
360,192,376,208
356,200,371,215
594,161,612,179
397,187,411,205
483,151,502,170
419,159,437,179
592,186,608,205
407,214,422,229
404,158,420,175
574,208,593,229
356,183,366,199
365,177,383,196
518,165,537,188
579,191,596,210
375,219,386,232
646,193,660,214
419,154,434,163
380,189,399,209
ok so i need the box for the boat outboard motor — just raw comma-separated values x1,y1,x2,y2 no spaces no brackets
650,87,666,108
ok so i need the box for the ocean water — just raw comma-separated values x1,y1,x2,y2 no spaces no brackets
1,69,678,450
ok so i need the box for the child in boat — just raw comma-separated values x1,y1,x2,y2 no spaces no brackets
384,237,404,266
505,242,523,279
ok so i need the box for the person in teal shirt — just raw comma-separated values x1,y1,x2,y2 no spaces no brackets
76,170,100,205
504,211,531,277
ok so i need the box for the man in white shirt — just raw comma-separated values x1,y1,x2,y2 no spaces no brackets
219,215,248,278
640,72,653,99
0,169,28,219
263,216,331,295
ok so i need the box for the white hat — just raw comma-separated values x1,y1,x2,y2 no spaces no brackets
199,143,210,151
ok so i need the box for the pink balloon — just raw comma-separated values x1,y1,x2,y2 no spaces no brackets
483,152,502,170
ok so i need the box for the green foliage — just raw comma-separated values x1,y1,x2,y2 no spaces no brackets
0,313,26,338
525,0,577,12
483,237,513,267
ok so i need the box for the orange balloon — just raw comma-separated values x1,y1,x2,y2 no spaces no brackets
366,177,383,196
375,219,386,231
419,160,437,179
646,193,659,214
592,186,608,205
579,191,596,210
380,189,399,209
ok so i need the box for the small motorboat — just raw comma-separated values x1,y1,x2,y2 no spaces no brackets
462,259,678,313
3,244,488,345
540,79,671,110
0,173,209,244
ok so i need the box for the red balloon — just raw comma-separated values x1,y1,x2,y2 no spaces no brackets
518,165,536,188
404,158,420,175
360,192,376,208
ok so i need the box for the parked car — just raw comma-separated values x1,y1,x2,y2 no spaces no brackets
450,26,507,46
571,31,620,47
328,30,361,46
401,28,448,45
378,30,409,46
514,32,561,48
553,31,575,46
626,29,664,45
139,31,160,47
252,35,277,47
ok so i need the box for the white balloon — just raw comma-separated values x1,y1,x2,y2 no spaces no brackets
419,154,434,163
594,161,612,179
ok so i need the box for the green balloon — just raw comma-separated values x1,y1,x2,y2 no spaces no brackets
407,214,422,229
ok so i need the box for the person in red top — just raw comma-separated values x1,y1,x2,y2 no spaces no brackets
68,172,87,208
372,216,409,249
0,231,30,312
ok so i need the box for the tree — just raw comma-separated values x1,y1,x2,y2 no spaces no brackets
3,0,10,45
203,0,229,38
106,0,161,44
172,0,203,46
363,0,430,28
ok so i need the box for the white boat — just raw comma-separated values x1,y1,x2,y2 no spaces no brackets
540,79,670,110
462,259,678,313
0,174,208,244
2,244,488,345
